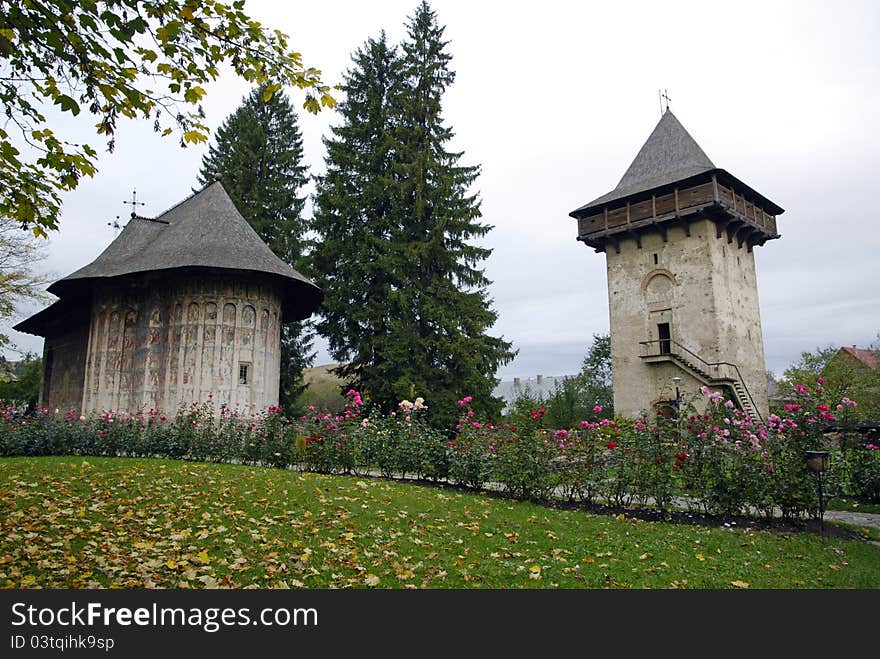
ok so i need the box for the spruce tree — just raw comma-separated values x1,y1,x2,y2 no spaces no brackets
312,5,514,429
391,1,514,427
198,85,313,409
310,33,404,402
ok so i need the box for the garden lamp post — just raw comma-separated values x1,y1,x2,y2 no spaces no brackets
672,376,681,415
805,450,830,537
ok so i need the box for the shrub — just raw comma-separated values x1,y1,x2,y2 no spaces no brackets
0,377,872,518
847,443,880,501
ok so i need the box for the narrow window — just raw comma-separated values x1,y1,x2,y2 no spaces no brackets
653,253,658,265
658,323,671,355
238,363,250,385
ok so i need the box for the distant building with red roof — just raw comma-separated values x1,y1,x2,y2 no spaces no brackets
836,346,879,371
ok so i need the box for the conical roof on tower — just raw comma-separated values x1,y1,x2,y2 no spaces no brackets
611,111,715,201
570,110,783,218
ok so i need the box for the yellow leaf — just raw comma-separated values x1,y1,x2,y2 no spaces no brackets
529,565,541,579
180,6,194,20
183,130,207,145
695,553,705,561
730,580,750,589
197,550,210,564
365,574,380,587
165,559,177,569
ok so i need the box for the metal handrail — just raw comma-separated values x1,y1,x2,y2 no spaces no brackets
639,339,763,421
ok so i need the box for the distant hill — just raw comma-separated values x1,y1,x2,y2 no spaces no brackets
303,363,345,386
297,364,347,411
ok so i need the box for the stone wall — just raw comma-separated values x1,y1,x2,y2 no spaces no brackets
606,218,770,418
81,272,282,415
707,226,770,417
41,321,89,413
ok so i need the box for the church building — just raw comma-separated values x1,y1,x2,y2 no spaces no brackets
14,182,322,415
570,110,784,419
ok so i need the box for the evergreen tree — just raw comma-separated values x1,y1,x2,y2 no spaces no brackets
310,33,404,402
198,85,313,409
311,4,514,430
390,1,514,427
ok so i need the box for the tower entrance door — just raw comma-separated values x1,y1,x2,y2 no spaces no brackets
658,322,671,355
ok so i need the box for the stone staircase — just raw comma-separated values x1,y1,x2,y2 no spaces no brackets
730,379,757,419
641,340,761,421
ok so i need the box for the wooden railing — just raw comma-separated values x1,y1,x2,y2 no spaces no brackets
639,339,762,421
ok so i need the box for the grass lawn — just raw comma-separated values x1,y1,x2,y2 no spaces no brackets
1,456,878,589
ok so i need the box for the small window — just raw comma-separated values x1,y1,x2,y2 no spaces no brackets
653,253,658,265
238,363,250,385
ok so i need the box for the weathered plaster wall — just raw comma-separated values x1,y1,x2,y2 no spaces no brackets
707,234,770,417
81,273,282,415
606,217,769,417
41,322,89,413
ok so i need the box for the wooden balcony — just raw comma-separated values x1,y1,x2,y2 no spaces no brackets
574,171,780,254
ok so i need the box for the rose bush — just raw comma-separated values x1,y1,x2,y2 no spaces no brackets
2,378,876,516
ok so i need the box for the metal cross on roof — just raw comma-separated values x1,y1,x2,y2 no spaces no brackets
659,89,672,115
107,215,122,237
123,189,145,219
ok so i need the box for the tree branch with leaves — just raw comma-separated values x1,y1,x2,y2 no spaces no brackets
0,0,335,237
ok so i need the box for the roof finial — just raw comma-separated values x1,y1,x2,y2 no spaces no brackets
659,89,672,115
123,188,145,219
107,215,122,237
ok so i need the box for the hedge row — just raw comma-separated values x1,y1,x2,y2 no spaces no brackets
1,382,878,518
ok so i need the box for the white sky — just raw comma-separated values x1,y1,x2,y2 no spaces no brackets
4,0,879,380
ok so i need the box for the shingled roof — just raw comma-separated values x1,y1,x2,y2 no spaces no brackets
16,182,322,335
570,110,784,219
572,110,716,213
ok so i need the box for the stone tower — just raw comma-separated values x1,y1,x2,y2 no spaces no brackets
570,110,784,419
15,182,322,415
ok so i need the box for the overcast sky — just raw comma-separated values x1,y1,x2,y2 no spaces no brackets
4,0,879,381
